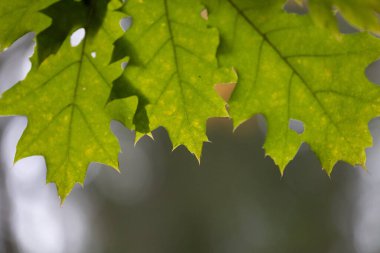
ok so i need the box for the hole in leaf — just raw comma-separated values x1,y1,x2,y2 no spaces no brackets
214,83,236,102
284,0,308,14
200,9,208,20
120,17,132,32
289,119,304,134
70,28,85,47
336,13,359,34
91,52,96,58
366,59,380,85
121,62,128,70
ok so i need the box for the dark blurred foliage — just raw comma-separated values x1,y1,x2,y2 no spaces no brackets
80,117,359,253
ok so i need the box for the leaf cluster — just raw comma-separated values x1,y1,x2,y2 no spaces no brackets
1,0,380,200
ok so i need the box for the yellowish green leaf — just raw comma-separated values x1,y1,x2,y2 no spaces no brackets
0,0,137,200
111,0,237,158
205,0,380,173
0,0,57,50
308,0,380,34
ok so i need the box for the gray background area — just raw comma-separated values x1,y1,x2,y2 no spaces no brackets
1,3,380,253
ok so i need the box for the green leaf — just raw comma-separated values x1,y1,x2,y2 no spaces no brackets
36,0,88,64
205,0,380,173
36,0,120,64
0,0,137,200
106,97,139,130
0,0,57,50
307,0,380,34
2,0,380,200
110,0,236,158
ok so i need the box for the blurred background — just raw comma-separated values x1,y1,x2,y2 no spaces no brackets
1,1,380,253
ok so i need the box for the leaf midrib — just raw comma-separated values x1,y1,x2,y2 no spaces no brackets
65,33,88,166
163,0,197,148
